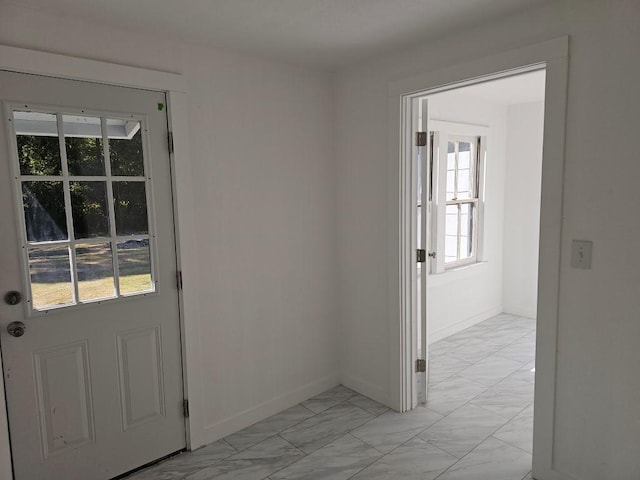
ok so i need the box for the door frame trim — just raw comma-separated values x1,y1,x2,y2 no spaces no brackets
0,46,206,472
387,37,570,479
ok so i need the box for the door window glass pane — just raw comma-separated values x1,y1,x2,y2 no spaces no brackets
70,181,110,238
13,112,62,176
117,239,153,295
28,246,74,309
76,243,115,302
63,115,105,176
13,108,157,311
113,181,149,235
108,120,145,176
22,181,68,241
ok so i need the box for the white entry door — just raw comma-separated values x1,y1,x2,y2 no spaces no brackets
0,70,185,479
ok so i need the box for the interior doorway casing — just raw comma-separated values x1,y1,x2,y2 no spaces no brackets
387,37,569,479
0,44,205,478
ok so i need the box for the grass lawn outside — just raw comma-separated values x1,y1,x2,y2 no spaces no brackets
32,273,153,310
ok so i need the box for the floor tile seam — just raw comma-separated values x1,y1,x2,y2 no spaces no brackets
347,430,390,455
298,403,318,416
345,430,452,479
336,405,385,433
428,423,529,480
463,400,525,425
343,398,390,417
426,378,508,418
275,432,308,453
418,403,514,457
489,432,533,456
342,452,388,480
224,405,322,452
494,332,535,350
426,373,494,413
446,350,496,364
430,438,483,480
257,436,310,480
279,401,372,438
456,364,525,388
266,432,382,480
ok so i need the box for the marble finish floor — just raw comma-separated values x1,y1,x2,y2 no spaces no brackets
126,313,536,480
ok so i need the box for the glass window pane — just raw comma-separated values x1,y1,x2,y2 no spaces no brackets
458,142,471,168
117,239,153,295
70,181,110,238
446,170,455,200
457,168,471,199
444,235,458,264
28,245,74,309
112,181,149,235
108,120,145,176
445,205,458,234
445,204,458,263
63,115,105,176
22,181,68,241
76,242,115,302
460,203,474,259
13,111,62,176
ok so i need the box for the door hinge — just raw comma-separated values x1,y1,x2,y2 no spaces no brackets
168,131,174,154
417,249,426,263
183,399,190,418
416,359,426,373
415,132,427,147
176,270,183,290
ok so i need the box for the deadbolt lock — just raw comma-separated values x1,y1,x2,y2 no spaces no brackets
4,291,22,306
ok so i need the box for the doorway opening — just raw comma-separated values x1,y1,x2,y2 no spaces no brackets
409,68,546,463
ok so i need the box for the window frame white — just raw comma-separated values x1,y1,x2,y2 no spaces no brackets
428,119,488,274
5,101,160,316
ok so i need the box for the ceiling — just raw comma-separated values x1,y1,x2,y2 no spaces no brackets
5,0,552,70
432,70,547,105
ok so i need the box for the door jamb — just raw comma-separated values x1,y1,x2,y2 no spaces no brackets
387,37,569,479
0,46,206,470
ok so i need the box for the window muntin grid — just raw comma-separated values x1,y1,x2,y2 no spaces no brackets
9,107,157,313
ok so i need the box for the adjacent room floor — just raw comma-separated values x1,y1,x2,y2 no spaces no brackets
127,313,536,480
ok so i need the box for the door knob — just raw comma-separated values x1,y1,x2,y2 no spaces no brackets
7,321,25,337
4,291,22,306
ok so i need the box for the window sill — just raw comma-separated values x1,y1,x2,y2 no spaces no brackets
427,261,488,287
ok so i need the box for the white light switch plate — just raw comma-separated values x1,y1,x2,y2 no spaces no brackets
570,240,592,269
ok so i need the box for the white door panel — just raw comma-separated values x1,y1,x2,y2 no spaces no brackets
0,70,185,479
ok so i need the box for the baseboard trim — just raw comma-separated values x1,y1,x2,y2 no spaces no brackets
427,306,503,344
503,304,537,318
341,373,390,408
199,374,340,448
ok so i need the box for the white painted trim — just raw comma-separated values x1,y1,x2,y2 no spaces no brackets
201,374,340,445
427,306,502,345
502,305,537,319
0,46,203,476
387,36,569,479
0,45,185,93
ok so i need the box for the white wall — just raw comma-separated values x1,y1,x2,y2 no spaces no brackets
0,1,339,454
335,1,640,478
425,93,507,343
502,101,544,319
